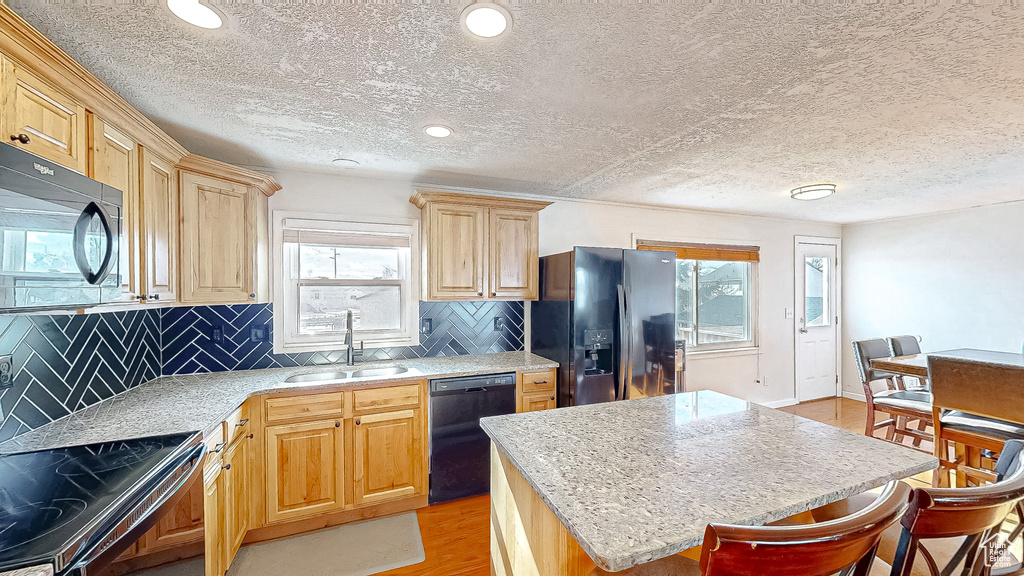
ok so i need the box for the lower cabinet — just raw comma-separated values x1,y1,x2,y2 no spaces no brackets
516,368,558,413
203,463,224,576
520,393,557,412
144,479,205,552
264,419,346,523
222,433,250,559
353,408,423,506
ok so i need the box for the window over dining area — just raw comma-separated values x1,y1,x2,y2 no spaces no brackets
273,214,420,353
637,241,758,351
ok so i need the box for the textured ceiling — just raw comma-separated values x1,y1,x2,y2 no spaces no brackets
11,1,1024,223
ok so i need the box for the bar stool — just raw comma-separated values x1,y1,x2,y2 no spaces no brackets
930,356,1024,487
853,339,933,449
887,335,928,391
590,481,911,576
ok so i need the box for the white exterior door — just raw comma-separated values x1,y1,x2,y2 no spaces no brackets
795,239,839,402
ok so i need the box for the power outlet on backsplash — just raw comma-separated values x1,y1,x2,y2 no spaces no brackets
0,354,13,388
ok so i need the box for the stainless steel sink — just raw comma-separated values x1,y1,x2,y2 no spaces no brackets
348,366,409,379
284,371,352,384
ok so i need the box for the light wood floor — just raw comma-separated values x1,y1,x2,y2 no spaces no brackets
379,396,924,576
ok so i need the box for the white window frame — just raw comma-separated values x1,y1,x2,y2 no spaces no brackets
634,234,759,354
272,211,421,354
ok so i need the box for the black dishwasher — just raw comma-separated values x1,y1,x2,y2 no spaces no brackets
428,373,516,503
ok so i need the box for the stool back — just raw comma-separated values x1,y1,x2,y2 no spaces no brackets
928,356,1024,424
853,338,896,390
888,335,922,357
890,442,1024,575
699,481,911,576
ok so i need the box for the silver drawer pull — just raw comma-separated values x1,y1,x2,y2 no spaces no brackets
211,442,227,453
532,380,547,385
235,419,249,427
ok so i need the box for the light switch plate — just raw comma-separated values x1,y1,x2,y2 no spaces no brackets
785,308,794,319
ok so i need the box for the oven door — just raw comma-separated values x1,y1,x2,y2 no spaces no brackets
0,163,122,312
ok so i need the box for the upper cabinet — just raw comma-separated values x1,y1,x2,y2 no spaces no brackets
176,154,279,305
140,148,178,303
411,191,550,301
0,54,87,173
89,117,140,296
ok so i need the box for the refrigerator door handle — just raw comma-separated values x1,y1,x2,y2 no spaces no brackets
624,286,633,400
616,284,628,401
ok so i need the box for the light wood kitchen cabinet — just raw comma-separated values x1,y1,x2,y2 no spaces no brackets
517,368,558,413
142,479,205,553
0,54,87,173
411,190,550,301
353,408,423,506
139,147,178,303
89,117,140,296
489,208,539,299
222,433,249,560
203,463,224,576
176,154,278,305
264,418,346,523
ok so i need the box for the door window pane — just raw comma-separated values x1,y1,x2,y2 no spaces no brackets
696,261,750,344
804,257,830,327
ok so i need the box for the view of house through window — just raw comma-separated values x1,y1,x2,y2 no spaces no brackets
638,241,758,351
275,216,419,352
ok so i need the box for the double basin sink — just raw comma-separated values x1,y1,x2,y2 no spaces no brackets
284,366,410,384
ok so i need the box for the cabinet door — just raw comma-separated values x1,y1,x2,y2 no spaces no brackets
520,393,556,413
142,477,205,552
203,465,224,576
489,209,539,300
178,171,254,304
426,204,487,300
90,118,139,298
1,57,87,173
222,435,249,560
140,148,178,302
353,409,423,506
265,419,345,523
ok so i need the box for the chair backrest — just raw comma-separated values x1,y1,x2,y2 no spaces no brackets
891,442,1024,575
888,335,922,357
699,481,911,576
929,356,1024,424
853,338,895,385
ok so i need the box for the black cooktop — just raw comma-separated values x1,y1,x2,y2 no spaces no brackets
0,433,200,573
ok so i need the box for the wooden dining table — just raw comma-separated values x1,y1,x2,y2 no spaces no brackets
871,353,930,379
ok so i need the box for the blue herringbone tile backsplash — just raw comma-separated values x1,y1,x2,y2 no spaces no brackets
0,301,524,442
161,301,524,375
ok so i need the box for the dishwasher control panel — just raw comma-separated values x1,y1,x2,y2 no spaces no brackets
430,373,516,392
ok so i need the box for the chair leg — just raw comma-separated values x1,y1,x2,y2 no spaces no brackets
865,406,876,437
895,415,907,445
912,419,926,448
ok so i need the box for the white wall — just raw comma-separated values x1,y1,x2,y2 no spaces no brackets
267,169,842,405
840,201,1024,398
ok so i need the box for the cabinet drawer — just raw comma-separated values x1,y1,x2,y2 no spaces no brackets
265,393,344,423
521,392,556,413
520,370,555,394
223,405,250,444
353,384,421,414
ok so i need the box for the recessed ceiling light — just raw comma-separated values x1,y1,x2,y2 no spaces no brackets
167,0,223,29
790,183,836,201
424,125,453,138
332,158,360,168
461,3,512,39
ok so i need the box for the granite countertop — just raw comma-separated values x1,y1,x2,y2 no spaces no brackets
481,390,937,572
0,351,557,454
0,567,53,576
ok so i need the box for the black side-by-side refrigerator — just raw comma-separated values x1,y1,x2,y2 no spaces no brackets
531,247,677,406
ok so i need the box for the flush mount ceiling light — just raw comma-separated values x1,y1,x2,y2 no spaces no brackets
424,125,453,138
461,2,512,39
332,158,360,168
790,183,836,201
167,0,223,29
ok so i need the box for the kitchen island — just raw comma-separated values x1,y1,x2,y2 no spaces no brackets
480,391,937,575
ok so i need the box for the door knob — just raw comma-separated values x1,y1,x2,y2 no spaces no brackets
10,134,30,144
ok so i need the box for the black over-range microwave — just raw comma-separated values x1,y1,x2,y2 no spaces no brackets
0,142,123,312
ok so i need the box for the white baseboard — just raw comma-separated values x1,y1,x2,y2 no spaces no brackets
842,390,866,402
761,398,799,409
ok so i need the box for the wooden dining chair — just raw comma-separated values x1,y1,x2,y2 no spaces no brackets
887,335,928,391
853,339,933,449
929,356,1024,487
590,481,912,576
810,441,1024,576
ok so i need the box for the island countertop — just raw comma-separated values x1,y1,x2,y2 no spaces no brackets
481,390,937,572
0,351,556,454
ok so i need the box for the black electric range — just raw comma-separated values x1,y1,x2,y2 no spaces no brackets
0,432,206,576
